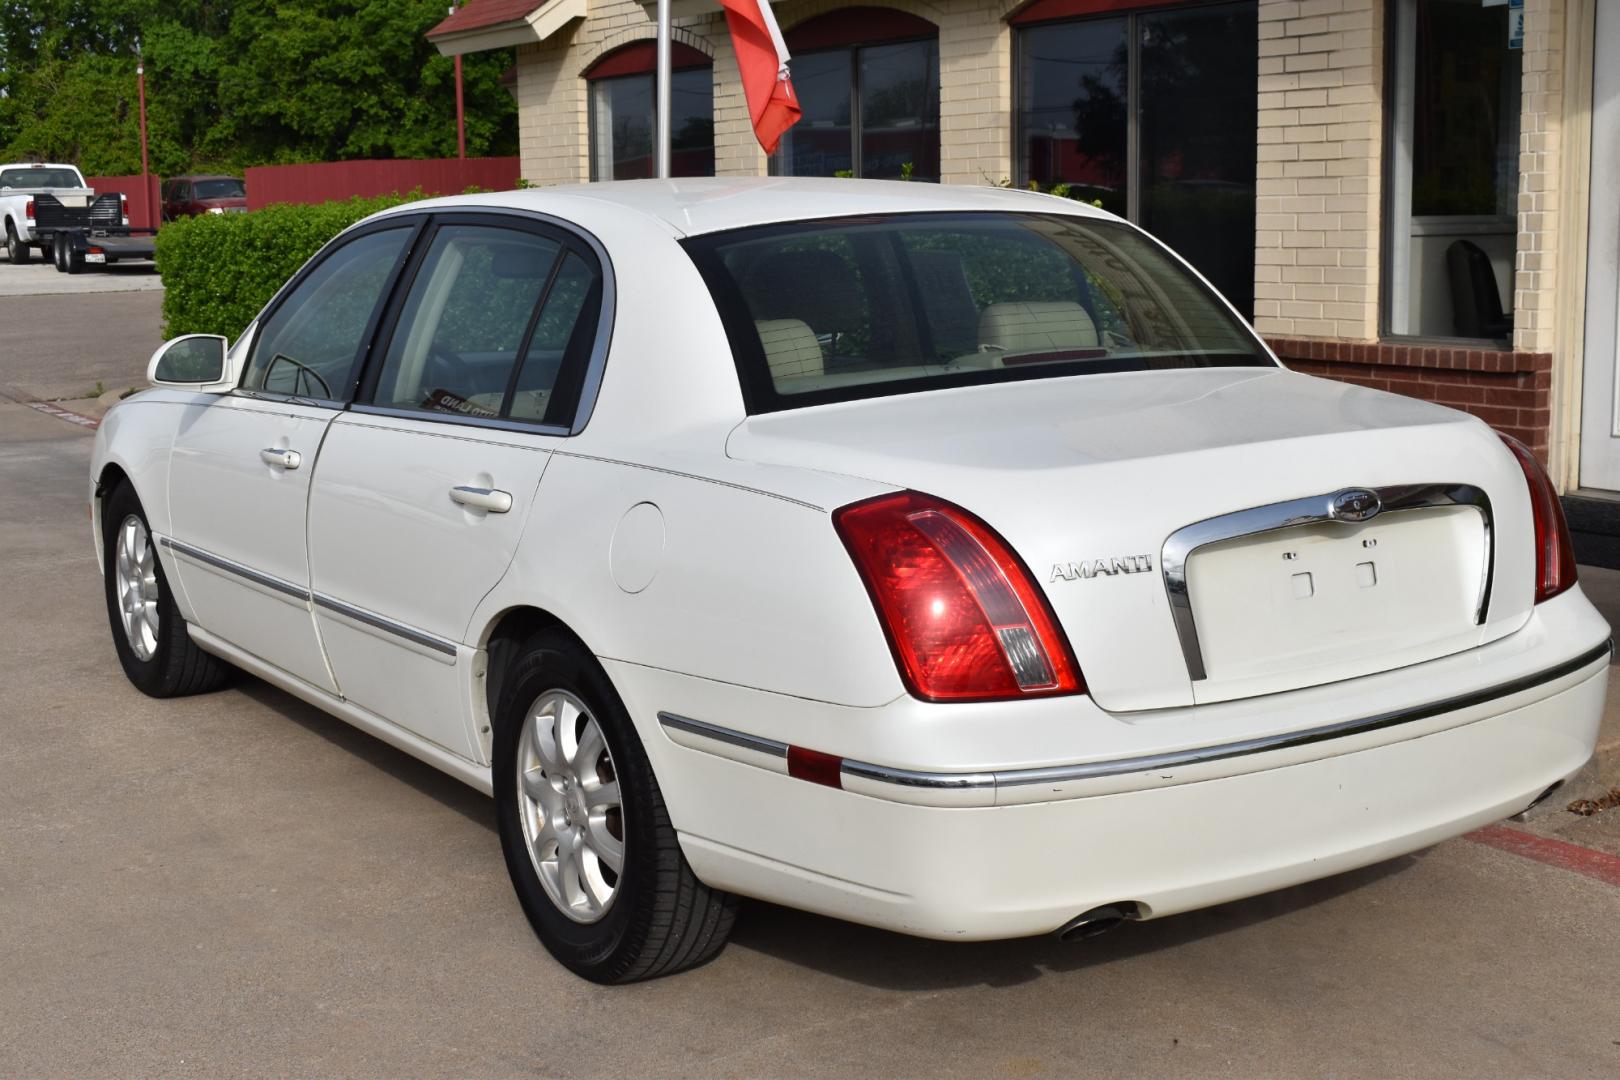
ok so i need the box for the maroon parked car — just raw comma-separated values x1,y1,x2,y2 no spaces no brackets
161,175,247,221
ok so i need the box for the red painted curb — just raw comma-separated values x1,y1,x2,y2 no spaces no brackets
1467,823,1620,888
26,401,100,430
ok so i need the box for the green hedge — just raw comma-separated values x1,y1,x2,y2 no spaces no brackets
155,194,420,339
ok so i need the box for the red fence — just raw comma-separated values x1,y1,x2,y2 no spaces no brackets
243,157,521,209
85,174,161,231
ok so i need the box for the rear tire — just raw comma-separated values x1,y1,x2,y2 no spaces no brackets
493,628,737,983
5,222,30,264
52,234,67,273
101,481,232,698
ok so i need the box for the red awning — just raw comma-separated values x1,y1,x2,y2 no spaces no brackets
428,0,543,39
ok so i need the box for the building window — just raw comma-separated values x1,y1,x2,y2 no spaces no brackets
586,42,715,181
1014,0,1258,317
1384,0,1521,341
775,9,941,181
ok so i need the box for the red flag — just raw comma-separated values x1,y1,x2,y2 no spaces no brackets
719,0,801,154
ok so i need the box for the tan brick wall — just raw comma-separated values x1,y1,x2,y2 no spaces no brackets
1251,0,1384,342
514,0,1021,187
1515,0,1566,357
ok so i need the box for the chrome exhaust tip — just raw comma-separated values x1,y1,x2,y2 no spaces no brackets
1510,781,1565,821
1055,903,1139,942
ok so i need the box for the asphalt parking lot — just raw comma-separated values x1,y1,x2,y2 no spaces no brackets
3,285,1620,1078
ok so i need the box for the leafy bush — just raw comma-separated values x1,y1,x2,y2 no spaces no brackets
155,193,420,339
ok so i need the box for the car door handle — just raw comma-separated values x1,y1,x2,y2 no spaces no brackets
449,485,513,513
259,447,301,470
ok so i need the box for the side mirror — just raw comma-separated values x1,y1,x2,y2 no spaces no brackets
148,334,230,391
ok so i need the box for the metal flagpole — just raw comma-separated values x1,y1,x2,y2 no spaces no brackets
655,0,672,178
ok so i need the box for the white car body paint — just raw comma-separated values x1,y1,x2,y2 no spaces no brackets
92,179,1610,942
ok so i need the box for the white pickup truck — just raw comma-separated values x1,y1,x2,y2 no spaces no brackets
1,162,95,264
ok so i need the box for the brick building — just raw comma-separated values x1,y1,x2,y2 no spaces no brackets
430,0,1620,554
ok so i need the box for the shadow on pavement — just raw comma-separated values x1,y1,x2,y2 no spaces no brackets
228,662,1423,991
726,855,1418,990
234,675,496,832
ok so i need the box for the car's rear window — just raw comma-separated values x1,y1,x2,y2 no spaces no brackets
193,178,245,200
0,167,82,189
682,211,1272,413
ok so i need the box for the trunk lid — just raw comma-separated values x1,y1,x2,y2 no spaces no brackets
728,368,1534,711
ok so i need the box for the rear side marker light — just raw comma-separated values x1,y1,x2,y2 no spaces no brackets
787,745,843,788
1500,435,1577,603
834,491,1084,702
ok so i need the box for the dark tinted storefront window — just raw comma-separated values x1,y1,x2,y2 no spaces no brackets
1016,2,1258,316
588,49,715,181
1384,0,1520,340
776,12,940,181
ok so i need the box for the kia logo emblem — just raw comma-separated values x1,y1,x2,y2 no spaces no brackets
1331,488,1382,522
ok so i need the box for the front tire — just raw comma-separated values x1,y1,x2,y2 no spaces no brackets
5,222,30,264
493,629,737,983
101,481,232,697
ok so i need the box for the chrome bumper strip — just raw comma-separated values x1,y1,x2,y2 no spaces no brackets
159,535,310,600
661,639,1611,806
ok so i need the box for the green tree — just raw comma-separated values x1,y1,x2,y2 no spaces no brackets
0,1,517,174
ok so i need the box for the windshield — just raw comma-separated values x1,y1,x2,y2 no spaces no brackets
193,178,245,200
0,167,83,189
683,212,1272,413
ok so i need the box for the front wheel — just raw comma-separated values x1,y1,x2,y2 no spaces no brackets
101,481,232,697
5,223,30,264
493,629,737,983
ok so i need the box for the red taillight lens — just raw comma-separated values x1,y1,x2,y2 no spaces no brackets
1500,435,1577,603
24,198,34,220
834,491,1083,702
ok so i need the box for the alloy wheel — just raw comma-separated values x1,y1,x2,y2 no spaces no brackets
114,514,160,661
516,689,626,923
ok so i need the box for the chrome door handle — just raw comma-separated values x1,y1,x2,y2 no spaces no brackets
450,485,512,513
259,447,302,470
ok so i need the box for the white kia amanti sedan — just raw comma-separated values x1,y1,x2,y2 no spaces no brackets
93,178,1611,983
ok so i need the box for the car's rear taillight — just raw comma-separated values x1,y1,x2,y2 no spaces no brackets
24,198,34,221
120,192,129,227
1500,435,1576,603
834,491,1083,702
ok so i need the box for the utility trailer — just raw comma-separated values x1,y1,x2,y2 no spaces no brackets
33,193,157,274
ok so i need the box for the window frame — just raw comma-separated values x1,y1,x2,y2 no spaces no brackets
350,209,617,437
682,210,1278,416
585,42,715,183
1379,0,1522,345
234,214,429,409
772,31,941,180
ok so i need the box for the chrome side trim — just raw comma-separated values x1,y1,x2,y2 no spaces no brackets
312,593,459,657
1161,483,1494,681
661,639,1611,806
158,535,310,600
658,712,788,758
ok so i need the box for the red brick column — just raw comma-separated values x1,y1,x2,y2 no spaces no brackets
1269,338,1554,463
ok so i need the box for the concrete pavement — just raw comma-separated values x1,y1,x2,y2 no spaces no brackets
3,295,1620,1077
0,259,162,298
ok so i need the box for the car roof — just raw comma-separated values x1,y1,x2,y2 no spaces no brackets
384,177,1115,238
172,174,240,182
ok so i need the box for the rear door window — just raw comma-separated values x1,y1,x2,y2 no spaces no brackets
367,221,602,428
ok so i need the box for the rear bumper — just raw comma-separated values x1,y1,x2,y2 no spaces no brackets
611,590,1611,941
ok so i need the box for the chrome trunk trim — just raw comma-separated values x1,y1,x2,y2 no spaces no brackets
1160,483,1494,681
